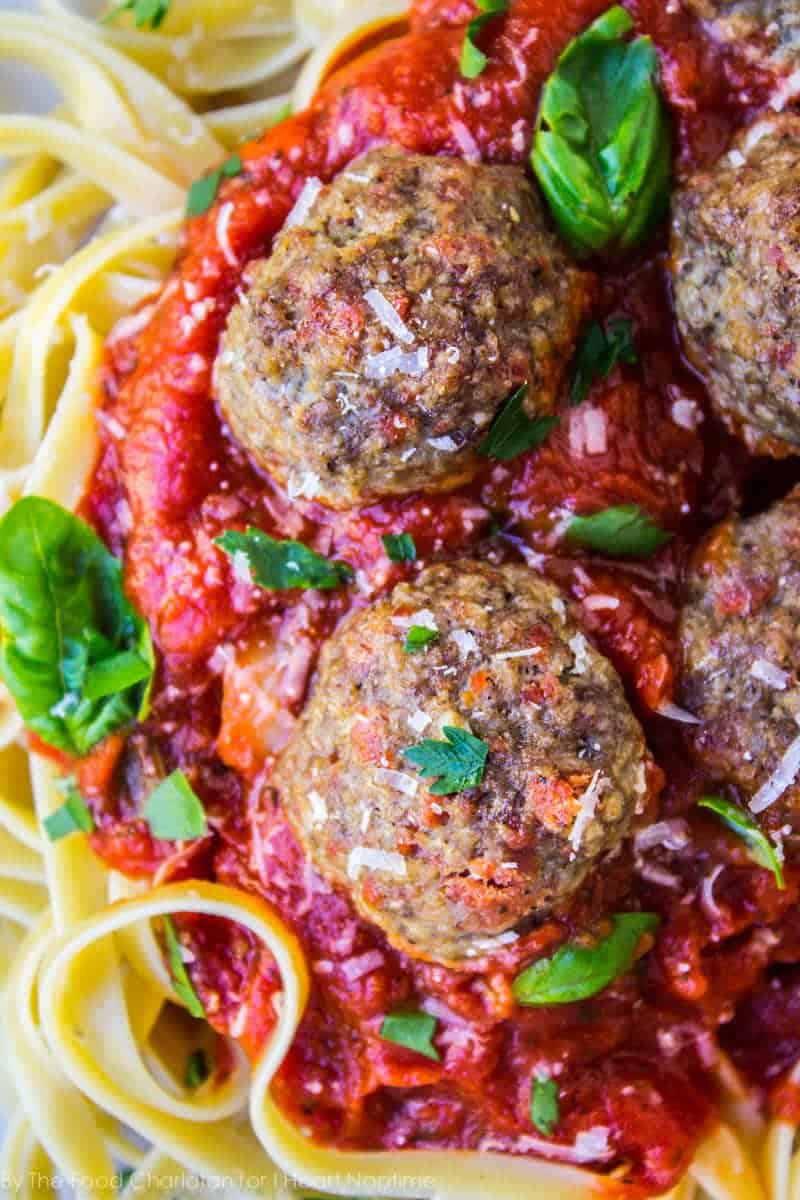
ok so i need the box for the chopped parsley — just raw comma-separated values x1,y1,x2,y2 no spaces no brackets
380,1011,440,1061
382,532,417,563
144,770,207,842
216,528,353,591
479,384,559,462
163,916,205,1019
102,0,170,30
570,317,638,406
403,625,439,654
698,795,785,890
403,726,488,795
460,0,510,79
531,1076,560,1136
566,504,671,558
186,154,243,218
43,779,94,841
184,1048,211,1089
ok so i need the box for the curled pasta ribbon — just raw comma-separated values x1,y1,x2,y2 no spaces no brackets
291,1,408,111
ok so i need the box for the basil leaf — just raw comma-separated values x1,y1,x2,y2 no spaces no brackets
382,533,417,563
216,528,353,591
380,1011,440,1061
513,912,659,1005
163,916,205,1019
184,1048,210,1088
479,384,559,462
570,317,637,406
403,726,488,796
698,795,785,890
102,0,170,29
118,1167,135,1190
566,504,671,557
531,1076,560,1136
460,0,510,79
0,497,154,756
43,780,94,841
186,154,243,218
144,770,207,841
532,5,671,258
403,625,439,654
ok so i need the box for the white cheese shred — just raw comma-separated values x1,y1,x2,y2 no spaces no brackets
285,176,323,228
750,732,800,814
750,658,790,690
347,847,408,880
656,701,702,725
216,201,238,267
364,287,414,344
569,770,606,850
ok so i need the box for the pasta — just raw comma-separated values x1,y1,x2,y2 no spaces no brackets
0,3,793,1199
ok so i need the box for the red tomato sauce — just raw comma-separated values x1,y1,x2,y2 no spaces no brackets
79,1,800,1194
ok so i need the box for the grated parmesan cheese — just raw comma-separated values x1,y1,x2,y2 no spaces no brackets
231,550,253,585
428,435,460,452
364,288,414,344
308,789,328,825
583,594,620,612
285,177,323,228
374,768,418,796
347,846,408,880
656,701,701,725
569,633,591,675
216,202,237,267
451,629,479,659
408,709,432,734
364,346,429,380
569,770,607,850
750,658,789,690
750,732,800,813
287,470,322,501
494,646,542,660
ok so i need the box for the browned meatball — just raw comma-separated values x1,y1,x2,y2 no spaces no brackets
680,487,800,832
671,115,800,456
274,561,651,963
216,147,593,510
686,0,800,79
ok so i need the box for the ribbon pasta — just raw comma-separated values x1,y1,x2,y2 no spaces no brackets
0,3,793,1199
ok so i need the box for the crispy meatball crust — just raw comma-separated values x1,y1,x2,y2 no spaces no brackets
686,0,800,74
274,561,650,963
680,487,800,831
216,147,594,510
671,115,800,456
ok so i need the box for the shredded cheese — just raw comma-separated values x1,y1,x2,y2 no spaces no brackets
374,768,418,796
216,201,237,267
308,789,328,826
364,287,414,344
347,847,408,880
285,176,323,228
569,770,606,850
750,732,800,813
750,658,790,690
656,701,701,725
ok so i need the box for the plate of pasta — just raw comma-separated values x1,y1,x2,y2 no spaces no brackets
2,1,800,1198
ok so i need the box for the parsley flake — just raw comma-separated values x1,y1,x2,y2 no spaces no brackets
566,504,671,558
380,1011,440,1060
479,384,558,462
403,625,439,654
163,916,205,1019
103,0,170,30
184,1048,211,1088
403,726,488,795
186,154,243,218
698,795,785,890
216,528,353,591
383,532,417,563
43,779,94,841
570,317,638,406
531,1076,560,1136
144,770,207,842
460,0,510,79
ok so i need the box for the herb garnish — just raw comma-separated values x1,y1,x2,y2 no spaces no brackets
163,916,205,1019
531,1076,560,1136
570,317,638,406
403,726,489,795
186,154,243,218
566,504,671,558
479,384,559,462
43,779,94,842
216,528,353,591
383,533,417,563
698,795,785,890
460,0,510,79
531,6,671,258
403,626,440,654
380,1011,440,1061
513,913,659,1005
184,1048,211,1089
144,770,207,842
103,0,170,29
0,498,154,756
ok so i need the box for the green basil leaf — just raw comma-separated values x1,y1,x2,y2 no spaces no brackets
698,795,785,890
163,916,205,1019
403,625,439,654
0,497,155,756
479,384,559,462
144,770,207,841
102,0,170,29
513,912,659,1005
380,1011,440,1061
118,1167,135,1190
532,5,671,258
531,1076,560,1136
460,0,510,79
382,533,417,563
43,780,94,841
570,317,637,406
403,725,488,796
566,504,671,557
216,528,353,591
184,1048,211,1089
186,154,243,217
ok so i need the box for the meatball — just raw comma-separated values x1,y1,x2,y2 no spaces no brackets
274,561,650,963
686,0,800,77
680,487,800,830
216,147,593,510
671,114,800,456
